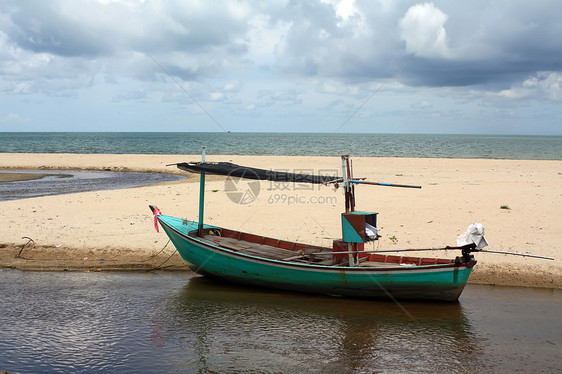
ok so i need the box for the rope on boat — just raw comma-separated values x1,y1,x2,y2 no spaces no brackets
310,246,555,260
146,52,229,133
478,249,554,260
144,239,184,271
141,239,171,262
146,250,179,271
310,246,469,256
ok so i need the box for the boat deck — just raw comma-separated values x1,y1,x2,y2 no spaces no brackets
202,235,338,265
190,227,457,268
201,235,422,267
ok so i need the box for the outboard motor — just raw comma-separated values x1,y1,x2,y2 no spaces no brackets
457,223,488,250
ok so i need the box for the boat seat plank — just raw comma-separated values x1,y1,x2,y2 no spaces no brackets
238,248,281,259
202,233,337,264
203,235,252,251
314,258,335,265
218,242,248,251
238,245,297,260
281,254,305,261
203,234,301,260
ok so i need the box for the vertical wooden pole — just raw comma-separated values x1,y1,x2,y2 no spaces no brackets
197,147,206,237
341,155,357,266
347,242,354,266
348,158,355,212
341,155,349,213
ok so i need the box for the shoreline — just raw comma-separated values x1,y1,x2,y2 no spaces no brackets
0,244,559,291
1,153,560,289
0,244,557,291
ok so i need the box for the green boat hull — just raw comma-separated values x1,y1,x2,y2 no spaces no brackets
158,215,475,301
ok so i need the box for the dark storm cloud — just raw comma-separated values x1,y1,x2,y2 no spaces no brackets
399,58,542,88
267,0,562,89
4,1,113,57
3,0,251,55
0,0,252,84
394,1,562,88
268,0,402,79
130,2,250,54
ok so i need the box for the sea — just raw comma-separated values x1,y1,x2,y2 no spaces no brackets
1,132,561,159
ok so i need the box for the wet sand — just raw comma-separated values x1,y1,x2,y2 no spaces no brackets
0,153,560,289
0,172,53,182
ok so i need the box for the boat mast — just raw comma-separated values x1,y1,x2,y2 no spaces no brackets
341,155,359,266
197,146,206,237
341,155,355,213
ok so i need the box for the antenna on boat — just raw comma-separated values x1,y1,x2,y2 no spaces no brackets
145,52,230,133
334,53,415,133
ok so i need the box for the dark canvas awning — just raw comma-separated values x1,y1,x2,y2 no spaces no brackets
176,162,339,185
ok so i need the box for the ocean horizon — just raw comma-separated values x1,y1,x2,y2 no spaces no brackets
1,132,560,160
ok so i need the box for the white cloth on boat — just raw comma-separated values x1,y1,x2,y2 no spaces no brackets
456,223,488,250
365,222,379,240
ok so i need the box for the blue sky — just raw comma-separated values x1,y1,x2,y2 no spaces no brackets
1,0,561,134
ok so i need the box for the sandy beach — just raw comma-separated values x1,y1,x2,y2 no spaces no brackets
0,153,560,289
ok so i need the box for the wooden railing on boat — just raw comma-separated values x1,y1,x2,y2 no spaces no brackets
220,228,327,253
193,227,455,267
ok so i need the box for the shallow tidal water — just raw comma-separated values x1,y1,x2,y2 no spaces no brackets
0,270,560,374
0,170,184,201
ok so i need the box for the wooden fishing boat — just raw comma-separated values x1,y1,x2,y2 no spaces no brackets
150,152,482,301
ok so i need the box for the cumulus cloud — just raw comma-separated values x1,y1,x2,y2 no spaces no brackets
257,88,303,107
499,71,562,101
0,0,561,134
111,87,147,103
2,0,562,92
0,112,27,122
0,0,253,93
399,2,450,58
411,100,433,109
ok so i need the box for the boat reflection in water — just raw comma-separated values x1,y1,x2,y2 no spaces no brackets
156,275,483,373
